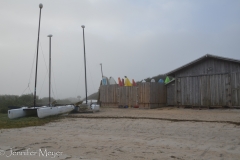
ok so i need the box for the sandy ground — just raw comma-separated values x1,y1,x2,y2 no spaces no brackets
0,107,240,160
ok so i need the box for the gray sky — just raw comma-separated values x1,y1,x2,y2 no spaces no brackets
1,0,240,99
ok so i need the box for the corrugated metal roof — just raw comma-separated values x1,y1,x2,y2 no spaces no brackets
165,54,240,76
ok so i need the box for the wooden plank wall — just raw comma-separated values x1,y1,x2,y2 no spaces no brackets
100,83,166,108
167,82,175,105
99,84,118,107
174,73,240,107
231,72,240,106
149,82,167,108
118,86,138,107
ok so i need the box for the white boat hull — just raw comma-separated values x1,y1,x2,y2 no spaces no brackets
37,105,75,118
8,107,38,119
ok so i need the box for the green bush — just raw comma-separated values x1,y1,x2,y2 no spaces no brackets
0,107,8,113
0,94,35,113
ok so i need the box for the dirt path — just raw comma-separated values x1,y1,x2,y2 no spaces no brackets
71,107,240,123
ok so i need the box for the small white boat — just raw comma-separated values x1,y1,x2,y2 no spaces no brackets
82,99,100,112
8,105,75,119
90,104,100,112
37,105,75,118
8,4,75,119
8,4,43,120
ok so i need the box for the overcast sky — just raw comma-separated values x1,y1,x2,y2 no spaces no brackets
1,0,240,99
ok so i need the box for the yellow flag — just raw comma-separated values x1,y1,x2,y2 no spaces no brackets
124,78,132,86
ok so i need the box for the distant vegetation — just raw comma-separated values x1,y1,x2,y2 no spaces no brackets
0,94,80,114
82,92,99,101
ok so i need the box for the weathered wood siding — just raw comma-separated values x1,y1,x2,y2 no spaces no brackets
118,86,138,107
172,73,240,107
138,83,166,108
100,83,166,108
167,58,240,107
167,81,175,105
231,72,240,106
176,58,240,77
99,84,118,107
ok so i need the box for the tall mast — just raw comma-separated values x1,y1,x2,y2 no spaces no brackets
100,63,103,78
33,3,43,107
81,25,88,104
47,35,53,106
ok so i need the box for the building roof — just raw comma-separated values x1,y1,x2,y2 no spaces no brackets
165,54,240,76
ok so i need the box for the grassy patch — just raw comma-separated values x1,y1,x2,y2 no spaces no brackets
0,114,64,129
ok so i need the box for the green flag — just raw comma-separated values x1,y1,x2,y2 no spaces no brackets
165,76,170,84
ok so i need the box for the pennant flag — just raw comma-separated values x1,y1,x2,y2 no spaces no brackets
124,77,132,86
118,77,123,86
151,79,155,82
132,79,137,86
158,79,164,83
122,78,124,86
165,76,170,84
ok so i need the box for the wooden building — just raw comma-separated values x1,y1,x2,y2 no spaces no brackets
166,54,240,107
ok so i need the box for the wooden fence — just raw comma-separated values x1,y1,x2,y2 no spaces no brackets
100,83,166,108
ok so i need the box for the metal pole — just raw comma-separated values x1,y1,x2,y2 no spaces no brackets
33,3,43,107
100,63,103,78
81,25,88,104
48,35,53,106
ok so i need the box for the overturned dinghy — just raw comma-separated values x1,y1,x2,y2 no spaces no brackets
37,105,75,118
